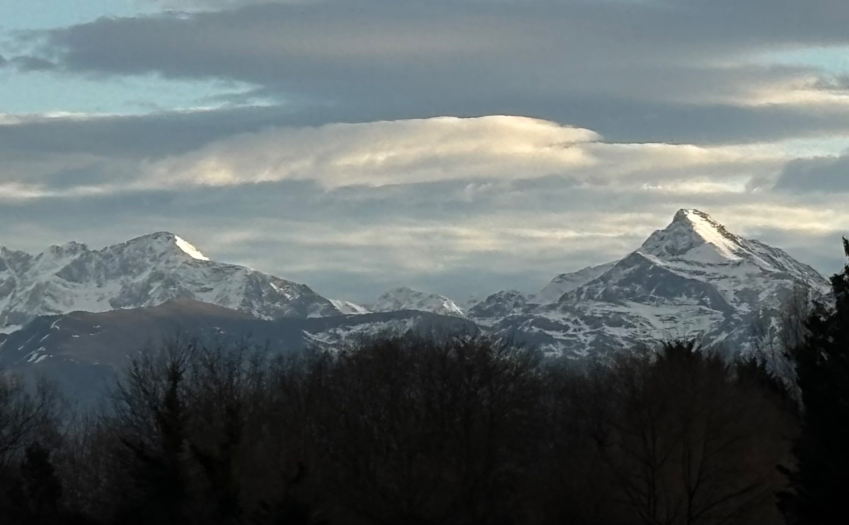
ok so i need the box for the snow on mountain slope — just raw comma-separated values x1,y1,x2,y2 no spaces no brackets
330,299,371,315
638,210,824,284
599,209,829,313
173,235,209,261
469,209,830,357
0,232,340,332
371,287,465,317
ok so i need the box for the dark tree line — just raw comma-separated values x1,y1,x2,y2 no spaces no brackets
0,335,796,525
1,239,849,524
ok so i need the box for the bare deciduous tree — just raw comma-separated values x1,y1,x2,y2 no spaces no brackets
574,342,791,525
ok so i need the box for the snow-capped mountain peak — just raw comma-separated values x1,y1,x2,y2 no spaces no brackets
636,209,825,284
113,232,208,261
468,209,829,357
372,287,465,317
0,233,341,331
640,209,745,262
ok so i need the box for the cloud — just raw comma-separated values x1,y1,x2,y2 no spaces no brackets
141,0,300,10
0,115,783,223
0,113,799,218
5,0,849,159
143,116,600,189
40,1,849,79
4,115,771,194
775,154,849,193
16,1,849,123
5,56,57,72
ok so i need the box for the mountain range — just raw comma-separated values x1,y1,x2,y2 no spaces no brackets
0,209,831,400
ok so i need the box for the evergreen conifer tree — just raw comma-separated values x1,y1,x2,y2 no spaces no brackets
779,239,849,524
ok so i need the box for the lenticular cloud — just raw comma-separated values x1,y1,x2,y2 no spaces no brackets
141,115,780,192
144,116,602,189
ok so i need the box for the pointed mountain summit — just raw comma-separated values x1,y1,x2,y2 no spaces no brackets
0,233,340,331
469,209,829,357
633,209,824,283
569,209,826,312
640,209,747,261
102,232,209,263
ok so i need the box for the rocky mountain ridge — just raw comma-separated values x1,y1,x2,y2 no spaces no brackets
0,210,830,362
0,232,340,331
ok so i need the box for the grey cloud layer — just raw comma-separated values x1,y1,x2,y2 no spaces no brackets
41,1,849,79
9,4,844,116
10,92,849,154
6,0,849,149
777,155,849,192
142,0,299,9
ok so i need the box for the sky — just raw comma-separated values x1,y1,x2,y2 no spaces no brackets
2,0,849,303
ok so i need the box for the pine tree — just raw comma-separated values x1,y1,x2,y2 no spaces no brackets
779,238,849,524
